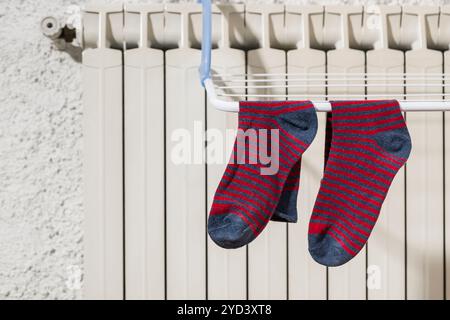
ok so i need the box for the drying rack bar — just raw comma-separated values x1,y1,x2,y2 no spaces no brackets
198,0,450,113
215,84,448,89
211,72,450,78
219,93,450,98
204,79,450,112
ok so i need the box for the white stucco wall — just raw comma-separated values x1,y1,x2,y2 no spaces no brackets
0,0,447,300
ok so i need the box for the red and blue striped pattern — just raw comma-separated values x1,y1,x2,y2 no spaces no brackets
308,100,411,266
208,101,317,248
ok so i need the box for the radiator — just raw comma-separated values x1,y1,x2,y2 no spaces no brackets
81,3,450,300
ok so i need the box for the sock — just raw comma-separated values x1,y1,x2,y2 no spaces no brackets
271,112,333,223
308,100,412,266
208,100,318,249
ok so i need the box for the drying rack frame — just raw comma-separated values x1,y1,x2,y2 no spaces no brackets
198,0,450,112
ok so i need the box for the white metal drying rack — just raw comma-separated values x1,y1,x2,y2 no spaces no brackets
198,0,450,112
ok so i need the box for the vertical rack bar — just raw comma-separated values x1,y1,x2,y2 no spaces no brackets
404,6,444,300
245,4,288,300
206,4,247,300
365,5,406,300
324,5,367,300
285,5,327,300
165,3,207,300
124,4,165,300
82,4,124,300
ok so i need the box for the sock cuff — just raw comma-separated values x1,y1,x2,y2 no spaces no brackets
329,100,405,132
239,100,314,115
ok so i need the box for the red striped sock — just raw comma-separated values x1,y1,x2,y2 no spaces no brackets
308,100,412,266
208,100,318,249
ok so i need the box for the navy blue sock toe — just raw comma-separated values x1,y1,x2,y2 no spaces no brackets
308,233,353,267
208,214,255,249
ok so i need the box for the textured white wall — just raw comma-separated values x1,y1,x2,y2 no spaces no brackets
0,0,447,300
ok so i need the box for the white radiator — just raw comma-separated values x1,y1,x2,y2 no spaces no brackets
82,3,450,300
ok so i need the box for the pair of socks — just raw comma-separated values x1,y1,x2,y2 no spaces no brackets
208,100,411,267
